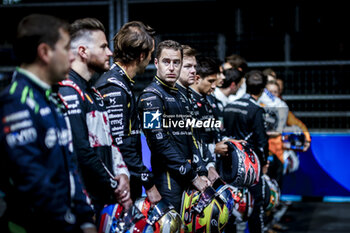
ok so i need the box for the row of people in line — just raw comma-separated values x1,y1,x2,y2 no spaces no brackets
0,14,310,233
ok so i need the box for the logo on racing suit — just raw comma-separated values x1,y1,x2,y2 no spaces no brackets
143,110,161,129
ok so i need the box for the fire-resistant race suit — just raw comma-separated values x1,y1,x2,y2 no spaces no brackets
94,63,154,201
58,70,129,214
189,88,222,158
176,83,214,173
0,68,94,233
223,93,269,233
137,77,205,212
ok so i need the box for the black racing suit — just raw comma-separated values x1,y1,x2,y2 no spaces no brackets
189,88,221,162
58,70,129,216
223,93,268,233
176,83,213,173
137,77,203,212
207,94,225,139
94,63,154,201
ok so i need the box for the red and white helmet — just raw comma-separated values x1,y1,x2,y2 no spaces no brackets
224,140,261,187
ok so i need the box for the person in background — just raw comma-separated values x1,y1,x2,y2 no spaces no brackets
274,77,311,151
223,70,269,233
0,14,96,233
213,68,244,108
224,54,249,103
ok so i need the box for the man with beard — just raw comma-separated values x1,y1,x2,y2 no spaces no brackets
138,40,210,212
94,21,161,205
58,18,131,220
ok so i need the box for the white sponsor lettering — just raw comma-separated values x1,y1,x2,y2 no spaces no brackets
68,109,82,115
58,129,69,146
6,127,37,147
110,119,123,126
141,173,149,181
156,132,163,140
104,91,122,97
40,107,51,116
179,165,186,175
45,128,57,148
115,137,123,145
62,94,78,102
107,108,123,113
9,120,32,131
233,101,249,107
3,110,30,123
109,113,123,119
109,98,117,105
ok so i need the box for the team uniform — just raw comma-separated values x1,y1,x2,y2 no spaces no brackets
0,68,94,233
189,88,221,158
176,83,213,173
223,93,269,233
95,63,154,201
58,70,129,216
138,76,204,212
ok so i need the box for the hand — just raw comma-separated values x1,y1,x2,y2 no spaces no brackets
214,141,229,156
82,226,98,233
121,197,133,211
207,167,220,184
192,175,209,192
303,141,311,152
146,185,162,207
262,161,270,174
114,174,130,203
231,139,247,145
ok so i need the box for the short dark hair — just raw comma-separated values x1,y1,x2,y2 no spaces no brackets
221,68,244,88
14,14,69,64
69,18,105,40
182,44,197,57
225,54,248,74
245,70,267,95
114,21,155,64
155,40,183,60
262,68,276,78
196,56,220,79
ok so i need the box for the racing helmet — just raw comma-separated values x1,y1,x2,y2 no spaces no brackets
134,197,185,233
229,187,254,222
221,140,261,187
98,203,153,233
180,186,230,233
262,174,280,212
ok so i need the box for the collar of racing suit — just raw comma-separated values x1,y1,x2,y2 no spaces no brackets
16,67,51,90
115,62,135,84
154,75,178,94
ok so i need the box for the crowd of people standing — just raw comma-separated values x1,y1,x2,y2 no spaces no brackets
0,14,310,233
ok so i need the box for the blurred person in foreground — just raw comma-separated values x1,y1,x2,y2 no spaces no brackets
0,14,96,233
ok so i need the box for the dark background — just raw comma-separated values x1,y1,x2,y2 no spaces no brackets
1,0,350,130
